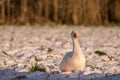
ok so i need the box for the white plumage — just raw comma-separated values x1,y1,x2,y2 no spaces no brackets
59,31,86,72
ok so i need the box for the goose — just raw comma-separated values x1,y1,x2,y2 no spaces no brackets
59,31,86,72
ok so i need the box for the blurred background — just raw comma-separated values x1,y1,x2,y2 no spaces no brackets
0,0,120,26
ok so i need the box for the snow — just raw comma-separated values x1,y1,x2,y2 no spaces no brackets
0,26,120,80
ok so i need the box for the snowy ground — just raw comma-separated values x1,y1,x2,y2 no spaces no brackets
0,26,120,80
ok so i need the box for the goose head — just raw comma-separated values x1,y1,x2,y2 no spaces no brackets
71,31,78,39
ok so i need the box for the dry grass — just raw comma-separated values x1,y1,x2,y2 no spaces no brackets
0,0,120,25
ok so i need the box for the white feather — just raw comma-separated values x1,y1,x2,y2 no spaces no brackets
59,31,86,72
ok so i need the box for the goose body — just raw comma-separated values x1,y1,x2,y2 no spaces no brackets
59,31,86,72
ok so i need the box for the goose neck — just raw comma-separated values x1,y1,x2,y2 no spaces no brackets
72,38,80,52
